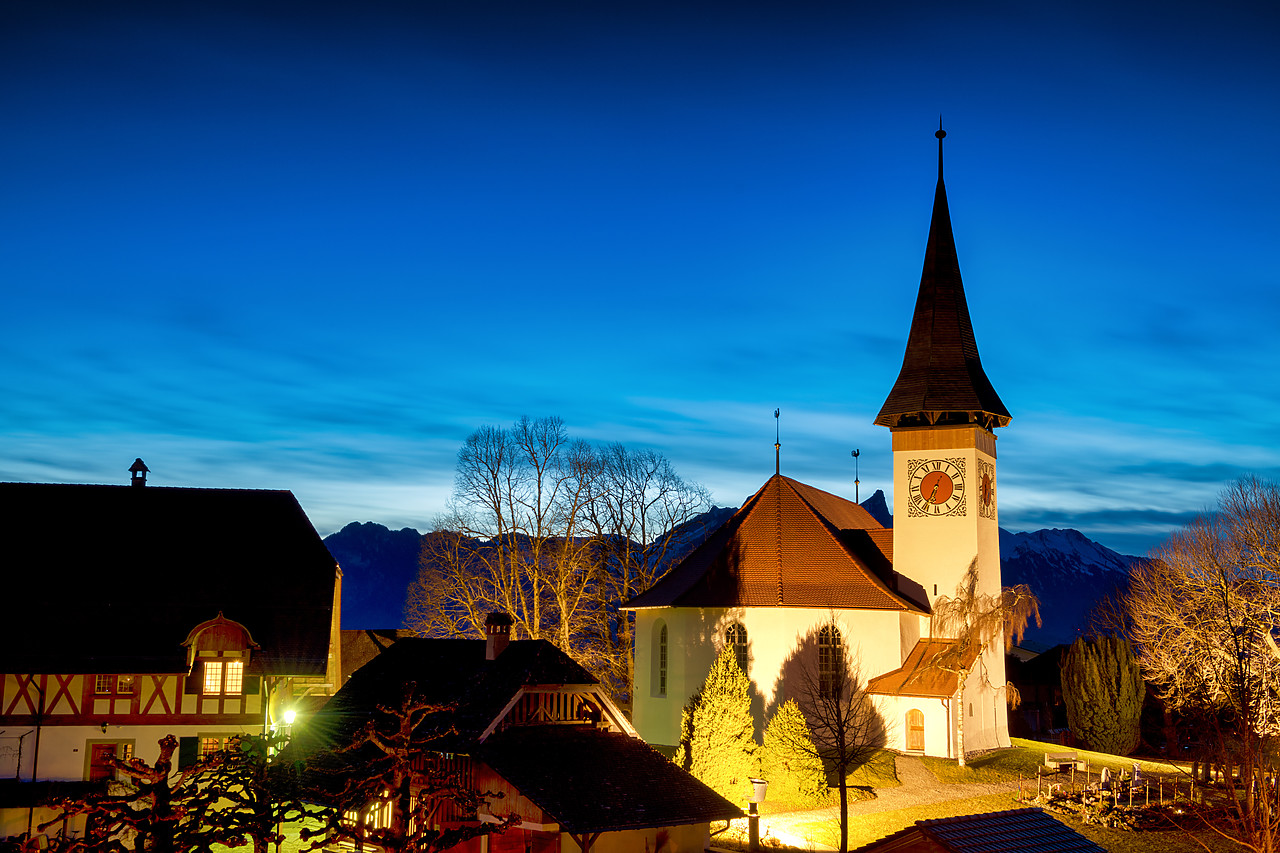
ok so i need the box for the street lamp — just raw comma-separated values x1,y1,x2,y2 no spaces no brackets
748,778,769,852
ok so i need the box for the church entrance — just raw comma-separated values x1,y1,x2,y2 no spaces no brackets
905,709,925,752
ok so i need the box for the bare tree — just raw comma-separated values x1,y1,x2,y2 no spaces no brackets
1124,477,1280,851
776,624,887,853
302,683,519,853
405,417,600,645
926,559,1040,767
405,417,707,700
583,443,711,698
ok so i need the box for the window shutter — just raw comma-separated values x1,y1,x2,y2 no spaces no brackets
184,668,200,695
243,676,260,695
177,737,198,769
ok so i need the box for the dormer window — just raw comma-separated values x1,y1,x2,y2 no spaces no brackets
182,612,258,698
202,659,244,695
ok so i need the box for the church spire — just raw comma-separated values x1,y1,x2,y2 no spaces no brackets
874,126,1011,431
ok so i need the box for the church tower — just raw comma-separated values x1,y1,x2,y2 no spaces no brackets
875,128,1012,749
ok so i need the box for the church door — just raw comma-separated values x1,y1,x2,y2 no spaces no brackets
906,709,925,752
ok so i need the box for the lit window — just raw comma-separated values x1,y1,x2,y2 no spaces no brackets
224,661,243,694
658,624,668,696
200,736,230,758
95,675,114,694
818,625,843,699
726,623,748,674
203,661,223,694
117,675,134,694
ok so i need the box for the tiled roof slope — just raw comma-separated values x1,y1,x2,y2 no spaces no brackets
856,807,1104,853
477,726,742,833
0,483,338,676
874,169,1010,431
623,476,924,612
866,639,979,697
313,638,597,751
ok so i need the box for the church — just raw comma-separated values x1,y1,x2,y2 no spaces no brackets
624,129,1012,760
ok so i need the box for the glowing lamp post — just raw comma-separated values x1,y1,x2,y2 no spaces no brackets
748,778,768,852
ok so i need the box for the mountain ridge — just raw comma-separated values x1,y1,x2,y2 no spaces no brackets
324,493,1147,648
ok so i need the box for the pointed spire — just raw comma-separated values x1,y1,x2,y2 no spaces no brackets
875,126,1011,430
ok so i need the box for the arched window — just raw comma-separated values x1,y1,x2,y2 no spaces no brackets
652,620,668,697
906,709,925,752
725,622,748,674
818,625,842,698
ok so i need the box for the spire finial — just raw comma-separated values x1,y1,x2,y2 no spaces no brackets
935,117,946,180
774,408,781,476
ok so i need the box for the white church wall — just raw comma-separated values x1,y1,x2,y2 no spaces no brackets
632,606,907,750
874,694,953,758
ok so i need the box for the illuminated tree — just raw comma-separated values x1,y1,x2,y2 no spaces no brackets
1124,477,1280,849
677,645,756,804
759,700,828,808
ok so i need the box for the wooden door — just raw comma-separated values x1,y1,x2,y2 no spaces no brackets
89,743,117,781
906,709,925,752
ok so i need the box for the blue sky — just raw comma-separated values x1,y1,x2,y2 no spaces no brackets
3,0,1277,557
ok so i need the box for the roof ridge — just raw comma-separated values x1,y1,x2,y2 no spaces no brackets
782,479,918,612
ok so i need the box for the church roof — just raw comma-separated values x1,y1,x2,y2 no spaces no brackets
875,131,1010,431
623,475,925,612
865,638,980,697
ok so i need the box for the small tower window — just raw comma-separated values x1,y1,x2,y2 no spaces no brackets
726,622,748,674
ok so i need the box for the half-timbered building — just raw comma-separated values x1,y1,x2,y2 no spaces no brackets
307,615,741,853
0,468,342,839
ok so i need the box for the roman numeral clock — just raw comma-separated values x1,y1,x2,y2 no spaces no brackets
907,458,966,517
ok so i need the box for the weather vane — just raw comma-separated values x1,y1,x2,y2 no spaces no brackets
774,408,781,476
851,449,860,503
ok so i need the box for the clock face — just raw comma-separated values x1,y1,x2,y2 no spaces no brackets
908,458,966,517
978,459,996,519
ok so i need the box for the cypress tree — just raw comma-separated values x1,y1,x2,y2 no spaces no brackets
677,645,757,802
1060,635,1146,755
760,699,829,807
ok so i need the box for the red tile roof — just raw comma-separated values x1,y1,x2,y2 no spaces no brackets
623,476,924,612
866,639,979,697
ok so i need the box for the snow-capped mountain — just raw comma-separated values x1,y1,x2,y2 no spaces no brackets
999,527,1146,649
324,502,1148,648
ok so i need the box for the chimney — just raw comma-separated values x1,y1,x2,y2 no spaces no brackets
484,612,513,660
129,458,150,488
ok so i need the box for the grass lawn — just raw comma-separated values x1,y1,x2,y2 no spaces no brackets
920,738,1187,785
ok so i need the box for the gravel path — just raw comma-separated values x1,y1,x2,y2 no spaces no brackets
757,755,1020,850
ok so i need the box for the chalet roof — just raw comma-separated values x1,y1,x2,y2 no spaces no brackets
311,638,603,751
477,726,742,833
854,807,1103,853
875,133,1010,431
0,483,338,676
866,639,980,698
302,637,742,831
623,475,925,613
